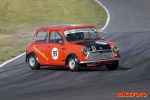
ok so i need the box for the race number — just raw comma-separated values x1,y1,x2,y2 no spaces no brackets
91,46,96,51
51,48,59,60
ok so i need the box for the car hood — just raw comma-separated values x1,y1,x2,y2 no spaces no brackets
75,40,111,51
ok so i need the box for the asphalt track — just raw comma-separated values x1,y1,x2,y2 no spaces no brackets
0,0,150,100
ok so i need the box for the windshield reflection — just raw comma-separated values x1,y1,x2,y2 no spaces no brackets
64,28,99,42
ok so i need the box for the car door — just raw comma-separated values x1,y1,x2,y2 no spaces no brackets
33,30,49,65
46,31,65,66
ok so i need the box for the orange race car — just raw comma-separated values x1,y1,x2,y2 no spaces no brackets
26,24,120,72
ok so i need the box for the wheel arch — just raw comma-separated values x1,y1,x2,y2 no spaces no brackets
26,52,39,64
65,53,80,66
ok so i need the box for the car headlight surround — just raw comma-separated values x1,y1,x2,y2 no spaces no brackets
112,45,119,51
82,48,89,54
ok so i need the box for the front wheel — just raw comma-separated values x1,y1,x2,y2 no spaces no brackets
106,60,119,70
68,56,81,72
27,54,40,70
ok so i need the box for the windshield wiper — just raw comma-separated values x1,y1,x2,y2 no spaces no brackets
82,38,93,41
93,38,100,40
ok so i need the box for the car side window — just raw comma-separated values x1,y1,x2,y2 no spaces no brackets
50,31,63,43
35,31,48,43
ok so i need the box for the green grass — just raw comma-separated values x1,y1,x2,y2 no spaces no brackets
0,0,107,62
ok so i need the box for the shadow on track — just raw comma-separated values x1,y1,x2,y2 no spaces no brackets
39,66,132,72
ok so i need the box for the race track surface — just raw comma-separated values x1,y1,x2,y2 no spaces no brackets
0,0,150,100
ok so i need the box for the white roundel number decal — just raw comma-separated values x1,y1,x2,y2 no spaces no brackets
51,48,59,60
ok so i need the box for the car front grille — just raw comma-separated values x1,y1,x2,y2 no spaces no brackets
87,50,114,61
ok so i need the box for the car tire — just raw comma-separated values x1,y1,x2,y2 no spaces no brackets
27,54,40,70
106,60,119,70
68,56,81,72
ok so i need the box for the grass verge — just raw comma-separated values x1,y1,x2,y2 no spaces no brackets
0,0,107,62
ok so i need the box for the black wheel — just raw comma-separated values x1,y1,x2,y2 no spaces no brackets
106,60,119,70
27,54,40,70
68,56,81,72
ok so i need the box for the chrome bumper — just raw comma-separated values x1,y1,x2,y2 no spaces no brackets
80,58,120,64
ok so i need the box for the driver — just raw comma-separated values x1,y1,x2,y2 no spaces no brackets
74,32,84,40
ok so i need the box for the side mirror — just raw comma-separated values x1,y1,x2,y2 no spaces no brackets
59,40,64,45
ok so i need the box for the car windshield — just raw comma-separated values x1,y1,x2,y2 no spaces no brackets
64,28,99,42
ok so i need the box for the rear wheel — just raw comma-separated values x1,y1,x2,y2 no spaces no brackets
68,56,81,72
27,54,40,70
106,60,119,70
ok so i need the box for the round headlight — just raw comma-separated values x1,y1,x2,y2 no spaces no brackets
82,48,89,54
112,45,119,51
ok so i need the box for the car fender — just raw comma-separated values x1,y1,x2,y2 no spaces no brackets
66,53,80,65
26,52,39,63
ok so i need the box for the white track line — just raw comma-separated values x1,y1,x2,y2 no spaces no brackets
0,52,26,67
95,0,110,31
0,1,109,68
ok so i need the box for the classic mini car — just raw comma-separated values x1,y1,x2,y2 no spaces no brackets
26,24,120,72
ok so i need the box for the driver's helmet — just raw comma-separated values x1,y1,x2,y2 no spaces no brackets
74,32,83,40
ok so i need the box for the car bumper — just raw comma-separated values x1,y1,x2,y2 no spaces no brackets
80,58,120,64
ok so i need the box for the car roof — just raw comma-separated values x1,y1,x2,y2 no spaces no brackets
37,24,95,31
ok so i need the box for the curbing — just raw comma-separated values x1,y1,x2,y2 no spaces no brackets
0,52,26,67
95,0,110,31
